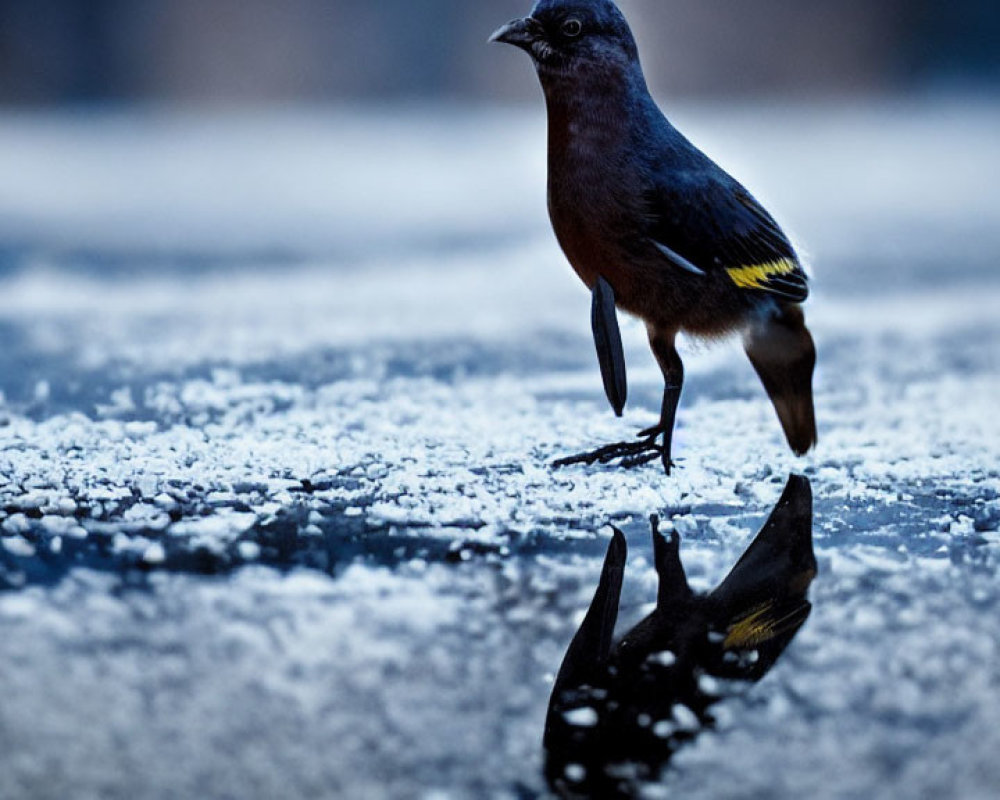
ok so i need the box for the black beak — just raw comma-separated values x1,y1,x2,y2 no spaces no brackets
489,17,544,51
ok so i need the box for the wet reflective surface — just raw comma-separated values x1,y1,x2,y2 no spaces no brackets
1,105,999,799
545,476,816,798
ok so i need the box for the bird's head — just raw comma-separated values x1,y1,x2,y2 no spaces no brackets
490,0,640,81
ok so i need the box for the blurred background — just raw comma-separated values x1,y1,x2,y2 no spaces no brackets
2,4,1000,800
1,0,999,106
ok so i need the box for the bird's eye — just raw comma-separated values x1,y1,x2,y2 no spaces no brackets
561,18,583,37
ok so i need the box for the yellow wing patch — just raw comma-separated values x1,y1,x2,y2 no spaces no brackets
726,259,799,290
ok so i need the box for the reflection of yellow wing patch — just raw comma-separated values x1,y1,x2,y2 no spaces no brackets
723,603,777,649
727,259,798,290
724,601,811,649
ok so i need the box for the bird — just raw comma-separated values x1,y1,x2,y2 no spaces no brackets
543,475,817,796
491,0,817,474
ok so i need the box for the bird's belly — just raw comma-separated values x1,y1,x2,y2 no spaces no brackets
548,207,614,289
548,194,670,319
548,194,744,336
548,174,634,282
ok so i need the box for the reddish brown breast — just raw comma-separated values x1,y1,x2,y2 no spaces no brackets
545,95,646,308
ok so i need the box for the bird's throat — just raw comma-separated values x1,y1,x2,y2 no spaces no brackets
544,86,630,163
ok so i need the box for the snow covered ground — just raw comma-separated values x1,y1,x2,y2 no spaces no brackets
1,99,998,799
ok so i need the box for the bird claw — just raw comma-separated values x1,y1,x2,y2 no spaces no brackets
553,431,677,474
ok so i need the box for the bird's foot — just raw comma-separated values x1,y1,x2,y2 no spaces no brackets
553,428,676,473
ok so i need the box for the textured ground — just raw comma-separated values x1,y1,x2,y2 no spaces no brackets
1,100,999,799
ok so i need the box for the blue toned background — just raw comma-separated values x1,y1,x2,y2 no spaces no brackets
1,0,999,104
1,3,999,800
1,0,1000,104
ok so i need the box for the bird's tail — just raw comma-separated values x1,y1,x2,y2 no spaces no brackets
744,305,817,456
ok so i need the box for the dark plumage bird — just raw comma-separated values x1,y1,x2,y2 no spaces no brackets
491,0,818,473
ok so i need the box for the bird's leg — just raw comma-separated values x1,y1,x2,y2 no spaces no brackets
647,329,684,474
636,381,683,474
554,329,684,474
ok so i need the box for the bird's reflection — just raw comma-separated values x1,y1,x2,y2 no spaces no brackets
544,475,817,798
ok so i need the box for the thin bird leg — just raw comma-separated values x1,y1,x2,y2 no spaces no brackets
646,329,684,474
553,328,683,474
635,383,682,474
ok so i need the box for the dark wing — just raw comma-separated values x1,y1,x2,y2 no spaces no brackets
644,173,810,304
591,277,628,417
549,530,626,696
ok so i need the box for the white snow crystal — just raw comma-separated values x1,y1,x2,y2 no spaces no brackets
2,536,36,557
563,707,599,728
142,543,167,565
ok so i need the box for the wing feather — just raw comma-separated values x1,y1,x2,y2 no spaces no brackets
644,174,809,303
